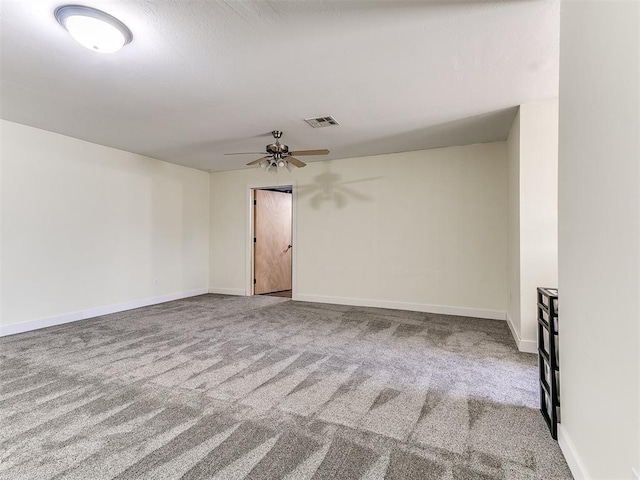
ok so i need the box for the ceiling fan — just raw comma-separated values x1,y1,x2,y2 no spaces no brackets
225,130,329,171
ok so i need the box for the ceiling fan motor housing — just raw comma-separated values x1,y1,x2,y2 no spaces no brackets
266,143,289,155
266,130,288,156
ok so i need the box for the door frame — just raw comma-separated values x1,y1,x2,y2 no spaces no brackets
245,181,297,298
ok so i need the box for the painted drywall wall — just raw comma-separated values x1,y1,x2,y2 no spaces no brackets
210,142,508,317
507,110,521,336
519,99,559,345
558,1,639,478
506,100,559,351
0,120,210,329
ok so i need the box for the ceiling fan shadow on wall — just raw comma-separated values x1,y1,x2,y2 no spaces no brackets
225,130,329,172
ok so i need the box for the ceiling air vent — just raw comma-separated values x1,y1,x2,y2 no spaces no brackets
304,116,340,128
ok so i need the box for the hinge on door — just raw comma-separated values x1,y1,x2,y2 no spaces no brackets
253,279,256,285
254,199,256,206
254,237,257,243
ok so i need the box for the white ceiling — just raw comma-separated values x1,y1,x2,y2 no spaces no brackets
0,0,559,171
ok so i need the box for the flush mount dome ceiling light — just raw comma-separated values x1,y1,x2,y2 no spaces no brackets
55,5,132,53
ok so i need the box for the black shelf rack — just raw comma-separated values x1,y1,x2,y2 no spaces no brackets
538,287,559,439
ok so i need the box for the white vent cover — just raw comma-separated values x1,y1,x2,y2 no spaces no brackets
304,116,339,128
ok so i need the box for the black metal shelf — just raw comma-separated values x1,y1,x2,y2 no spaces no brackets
539,347,550,364
539,378,550,395
538,345,559,372
538,303,558,335
538,287,559,440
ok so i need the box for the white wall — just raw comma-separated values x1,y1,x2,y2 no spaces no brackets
506,99,559,352
0,120,210,332
210,142,508,318
507,110,522,335
519,100,559,344
558,1,639,478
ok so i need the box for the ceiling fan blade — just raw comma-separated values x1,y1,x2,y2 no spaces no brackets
246,156,271,166
288,149,330,156
287,156,307,168
225,152,267,155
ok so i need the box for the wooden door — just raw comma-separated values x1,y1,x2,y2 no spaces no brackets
254,189,292,294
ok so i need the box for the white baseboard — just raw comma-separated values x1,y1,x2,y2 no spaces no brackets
294,294,506,321
506,313,538,353
558,424,589,480
208,288,246,296
0,288,209,337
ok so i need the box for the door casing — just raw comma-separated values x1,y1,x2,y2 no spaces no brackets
245,181,297,297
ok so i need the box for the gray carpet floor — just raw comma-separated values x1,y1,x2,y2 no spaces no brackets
0,294,572,479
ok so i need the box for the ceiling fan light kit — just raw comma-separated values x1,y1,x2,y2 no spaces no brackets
225,130,330,173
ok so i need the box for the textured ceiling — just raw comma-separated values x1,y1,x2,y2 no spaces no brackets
0,0,559,171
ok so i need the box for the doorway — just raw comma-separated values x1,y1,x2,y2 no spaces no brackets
252,187,293,298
